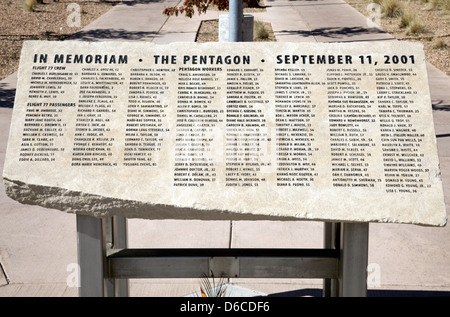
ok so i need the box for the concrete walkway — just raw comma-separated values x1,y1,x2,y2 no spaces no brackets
0,0,450,297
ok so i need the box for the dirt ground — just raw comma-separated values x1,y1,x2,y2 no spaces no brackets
345,0,450,75
1,0,449,81
197,0,449,74
0,0,121,81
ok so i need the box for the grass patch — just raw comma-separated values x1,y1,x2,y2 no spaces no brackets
23,0,36,11
406,17,426,34
430,0,450,11
434,38,448,48
375,0,404,17
196,19,276,42
399,11,415,28
344,0,450,75
398,10,426,34
254,20,270,40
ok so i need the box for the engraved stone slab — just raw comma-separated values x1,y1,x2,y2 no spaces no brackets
3,41,447,226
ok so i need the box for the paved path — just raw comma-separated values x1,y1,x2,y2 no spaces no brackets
0,0,449,297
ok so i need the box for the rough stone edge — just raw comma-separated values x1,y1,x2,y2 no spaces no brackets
3,178,447,226
2,177,299,221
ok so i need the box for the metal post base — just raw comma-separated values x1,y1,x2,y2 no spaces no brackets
77,215,128,297
323,222,341,297
323,222,369,297
340,222,369,297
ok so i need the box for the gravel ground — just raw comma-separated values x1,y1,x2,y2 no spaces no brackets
345,0,450,75
0,0,121,81
198,0,449,75
1,0,449,81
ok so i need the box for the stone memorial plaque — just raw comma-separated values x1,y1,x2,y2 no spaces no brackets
3,41,447,226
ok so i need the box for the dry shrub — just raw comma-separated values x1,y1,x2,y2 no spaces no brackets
254,20,269,40
380,0,404,17
399,11,415,28
432,0,450,12
434,38,448,49
406,17,426,34
23,0,37,11
397,9,426,35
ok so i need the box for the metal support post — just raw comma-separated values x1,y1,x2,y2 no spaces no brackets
107,248,339,279
104,216,129,297
323,222,341,297
77,215,128,297
112,216,129,297
229,0,243,42
339,222,369,297
76,216,368,297
76,214,105,297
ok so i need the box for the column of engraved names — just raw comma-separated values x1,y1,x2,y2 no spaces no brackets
125,68,170,167
376,64,429,193
20,65,76,163
274,67,319,187
72,67,122,167
225,67,269,187
174,67,222,187
327,68,378,188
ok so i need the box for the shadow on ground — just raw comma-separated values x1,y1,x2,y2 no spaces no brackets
0,83,15,108
433,99,450,111
276,26,390,40
68,28,159,41
121,0,165,5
